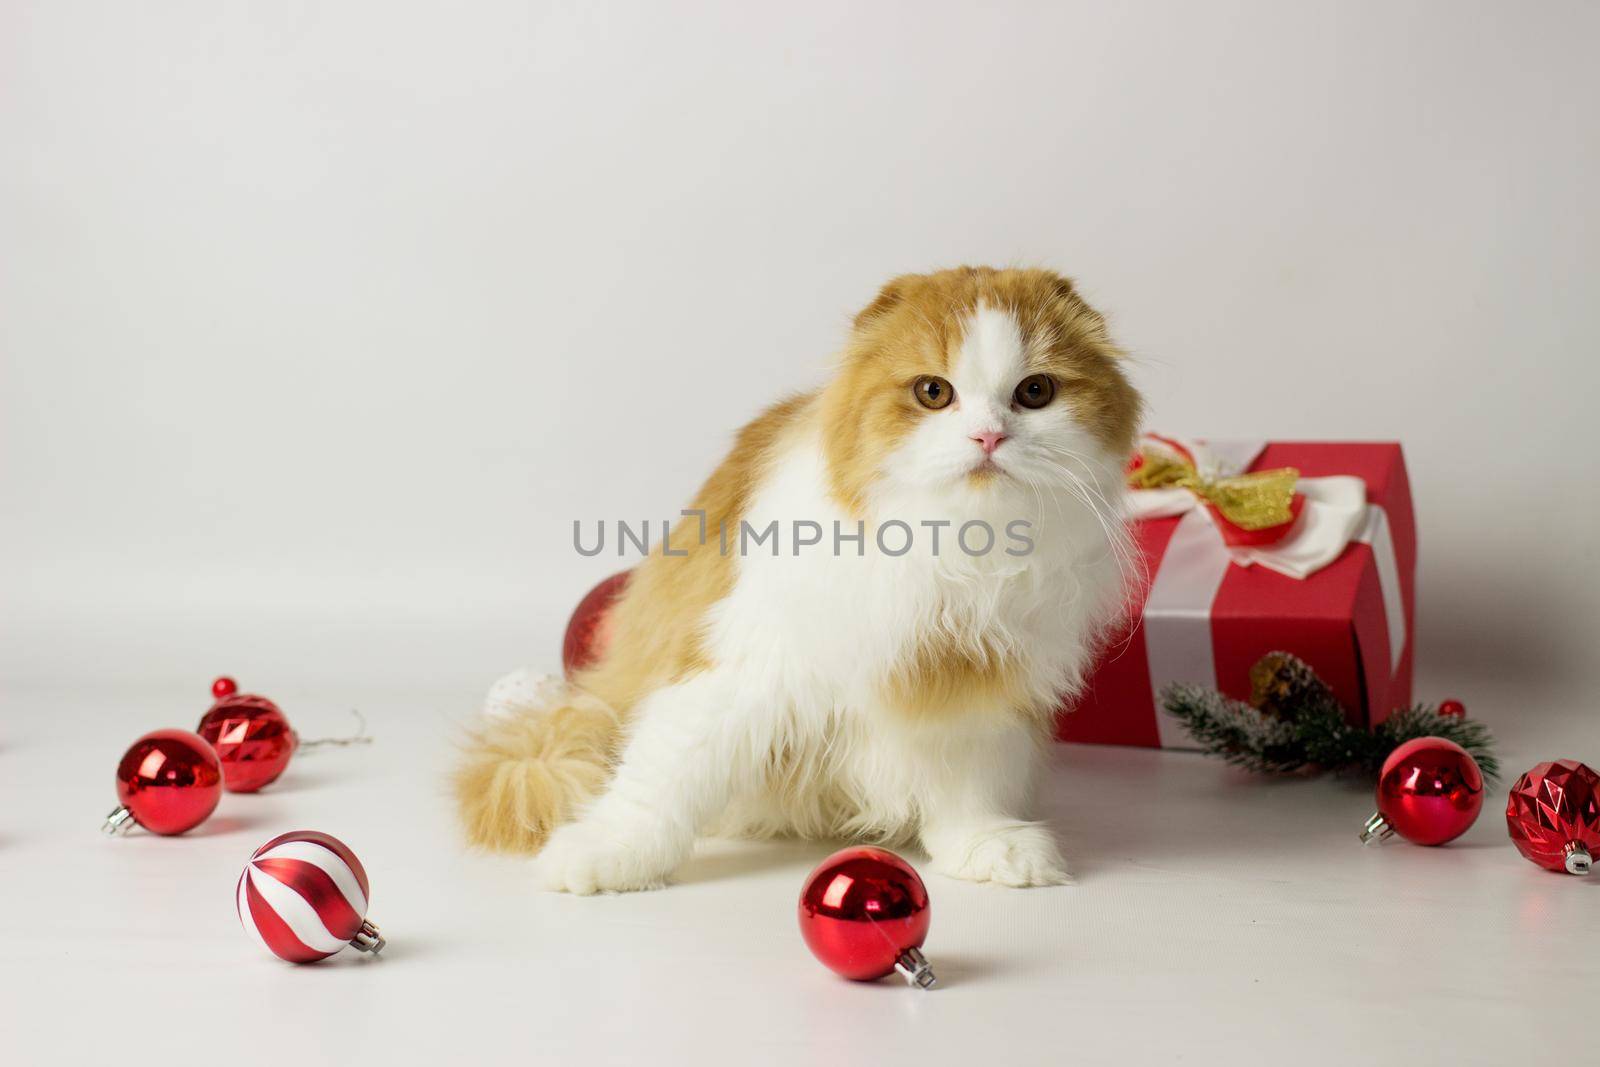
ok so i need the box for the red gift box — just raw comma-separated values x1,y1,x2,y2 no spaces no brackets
1056,441,1417,749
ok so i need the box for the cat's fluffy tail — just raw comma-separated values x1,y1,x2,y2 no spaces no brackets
454,685,622,853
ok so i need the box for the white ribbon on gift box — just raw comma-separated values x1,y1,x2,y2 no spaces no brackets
1130,437,1408,748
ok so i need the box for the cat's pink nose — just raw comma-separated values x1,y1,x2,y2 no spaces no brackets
970,430,1007,455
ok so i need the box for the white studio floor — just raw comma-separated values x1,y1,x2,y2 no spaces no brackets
5,623,1597,1067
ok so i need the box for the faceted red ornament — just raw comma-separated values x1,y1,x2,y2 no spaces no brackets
237,830,385,963
1437,699,1466,718
197,677,298,793
1505,760,1600,875
104,729,223,836
562,570,630,676
1360,737,1484,846
798,846,936,988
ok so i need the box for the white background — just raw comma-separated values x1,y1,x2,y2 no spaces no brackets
3,3,1597,1065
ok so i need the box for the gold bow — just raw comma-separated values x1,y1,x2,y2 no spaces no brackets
1129,444,1300,531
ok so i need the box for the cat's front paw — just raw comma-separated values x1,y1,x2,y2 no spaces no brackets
928,823,1073,888
532,819,671,895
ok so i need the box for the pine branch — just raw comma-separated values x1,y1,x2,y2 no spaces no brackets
1289,705,1374,774
1160,683,1305,773
1374,705,1500,783
1161,652,1500,783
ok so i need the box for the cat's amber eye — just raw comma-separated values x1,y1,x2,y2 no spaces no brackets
913,375,954,410
1013,374,1056,409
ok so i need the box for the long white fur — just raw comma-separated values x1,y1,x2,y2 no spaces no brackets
529,303,1130,893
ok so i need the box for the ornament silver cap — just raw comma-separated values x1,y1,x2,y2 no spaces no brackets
1359,812,1394,846
894,947,937,990
1563,842,1592,875
103,805,137,836
350,918,385,954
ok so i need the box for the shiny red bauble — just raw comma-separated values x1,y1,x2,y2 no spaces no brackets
1505,759,1600,875
197,677,298,793
105,729,223,835
798,846,937,988
562,570,630,676
1437,699,1467,718
1360,737,1484,846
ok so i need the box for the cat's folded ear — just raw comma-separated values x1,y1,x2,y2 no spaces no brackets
1044,271,1079,304
852,274,918,332
1042,270,1113,341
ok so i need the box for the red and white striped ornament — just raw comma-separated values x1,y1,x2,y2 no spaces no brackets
236,830,385,963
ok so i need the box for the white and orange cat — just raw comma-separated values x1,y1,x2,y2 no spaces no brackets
456,267,1141,893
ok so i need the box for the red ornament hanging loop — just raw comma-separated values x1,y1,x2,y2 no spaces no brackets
798,846,936,988
1359,736,1484,846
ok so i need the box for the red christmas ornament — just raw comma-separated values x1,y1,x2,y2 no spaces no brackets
197,677,298,793
237,830,385,963
562,570,630,676
1505,760,1600,875
797,846,936,988
103,729,223,836
1437,699,1467,718
1360,736,1484,846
